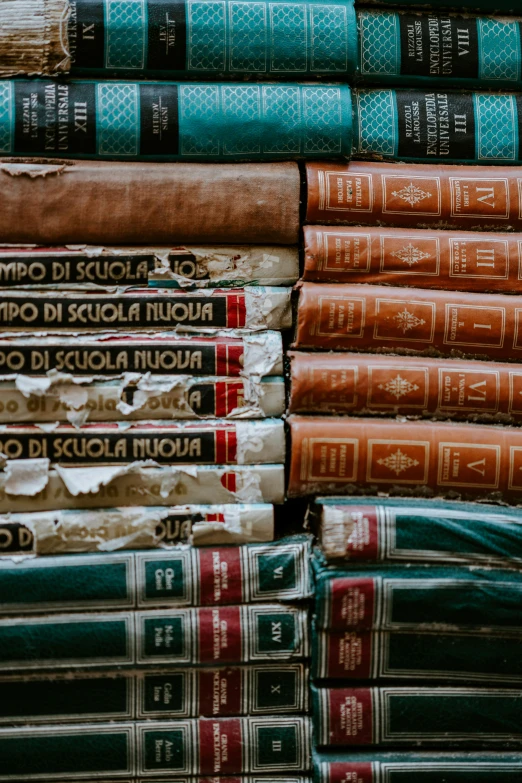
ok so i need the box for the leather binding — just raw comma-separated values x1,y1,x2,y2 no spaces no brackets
0,160,300,245
0,536,312,613
0,663,309,722
313,686,522,747
0,604,309,670
305,160,522,230
0,716,311,777
287,414,522,501
294,282,522,362
288,352,522,421
312,628,522,683
303,225,522,292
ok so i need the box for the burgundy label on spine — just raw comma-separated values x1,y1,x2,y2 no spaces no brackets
326,631,372,680
327,761,374,783
342,506,379,560
198,606,243,663
199,718,244,775
198,668,242,717
327,688,373,746
197,548,244,605
330,578,375,630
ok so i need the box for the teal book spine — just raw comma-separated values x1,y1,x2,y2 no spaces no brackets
313,686,522,746
353,88,522,163
355,10,522,88
315,496,522,565
0,536,312,614
313,750,522,782
314,563,522,633
0,604,309,671
0,663,308,723
0,716,311,778
312,627,522,684
66,0,357,78
0,80,352,160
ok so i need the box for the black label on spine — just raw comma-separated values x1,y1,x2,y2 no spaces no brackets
0,295,229,329
168,253,209,281
516,94,522,158
148,0,187,71
123,381,217,414
0,524,34,554
69,0,106,69
0,255,155,286
396,90,476,160
398,14,479,79
139,84,179,156
13,81,96,155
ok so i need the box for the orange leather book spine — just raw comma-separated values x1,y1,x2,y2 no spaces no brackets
287,414,522,501
288,352,522,421
305,161,522,231
303,224,522,292
294,282,522,362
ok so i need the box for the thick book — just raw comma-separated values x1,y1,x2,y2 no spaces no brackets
305,160,522,231
313,686,522,746
0,288,292,331
302,224,522,292
0,716,311,778
0,245,299,289
288,414,522,500
314,496,522,565
313,563,522,634
0,663,309,723
0,504,276,554
0,80,352,161
0,604,309,671
288,352,522,422
0,331,284,377
312,627,522,684
0,419,285,466
0,376,286,424
314,750,522,781
0,537,312,613
294,282,522,361
0,160,300,246
0,463,286,511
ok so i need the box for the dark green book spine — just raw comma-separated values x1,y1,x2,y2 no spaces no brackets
0,716,311,777
313,686,522,746
0,604,309,671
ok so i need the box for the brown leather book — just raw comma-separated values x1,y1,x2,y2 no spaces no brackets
288,352,522,421
294,282,522,362
0,160,300,244
287,414,522,501
303,224,522,292
306,161,522,230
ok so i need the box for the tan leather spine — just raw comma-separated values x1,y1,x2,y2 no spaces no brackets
306,161,522,230
289,351,522,422
288,414,522,501
294,282,522,362
0,160,301,244
0,0,69,76
303,224,522,292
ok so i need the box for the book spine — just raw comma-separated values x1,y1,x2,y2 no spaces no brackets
302,224,522,292
312,629,522,683
0,663,309,723
0,537,311,612
0,80,352,161
313,686,522,746
317,500,522,564
353,88,522,164
0,376,285,423
0,331,284,377
0,288,292,331
0,604,309,671
0,716,311,777
0,463,287,511
289,352,522,422
0,245,299,289
305,160,522,231
287,414,522,501
294,282,522,361
0,504,275,555
356,10,522,88
0,419,285,466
